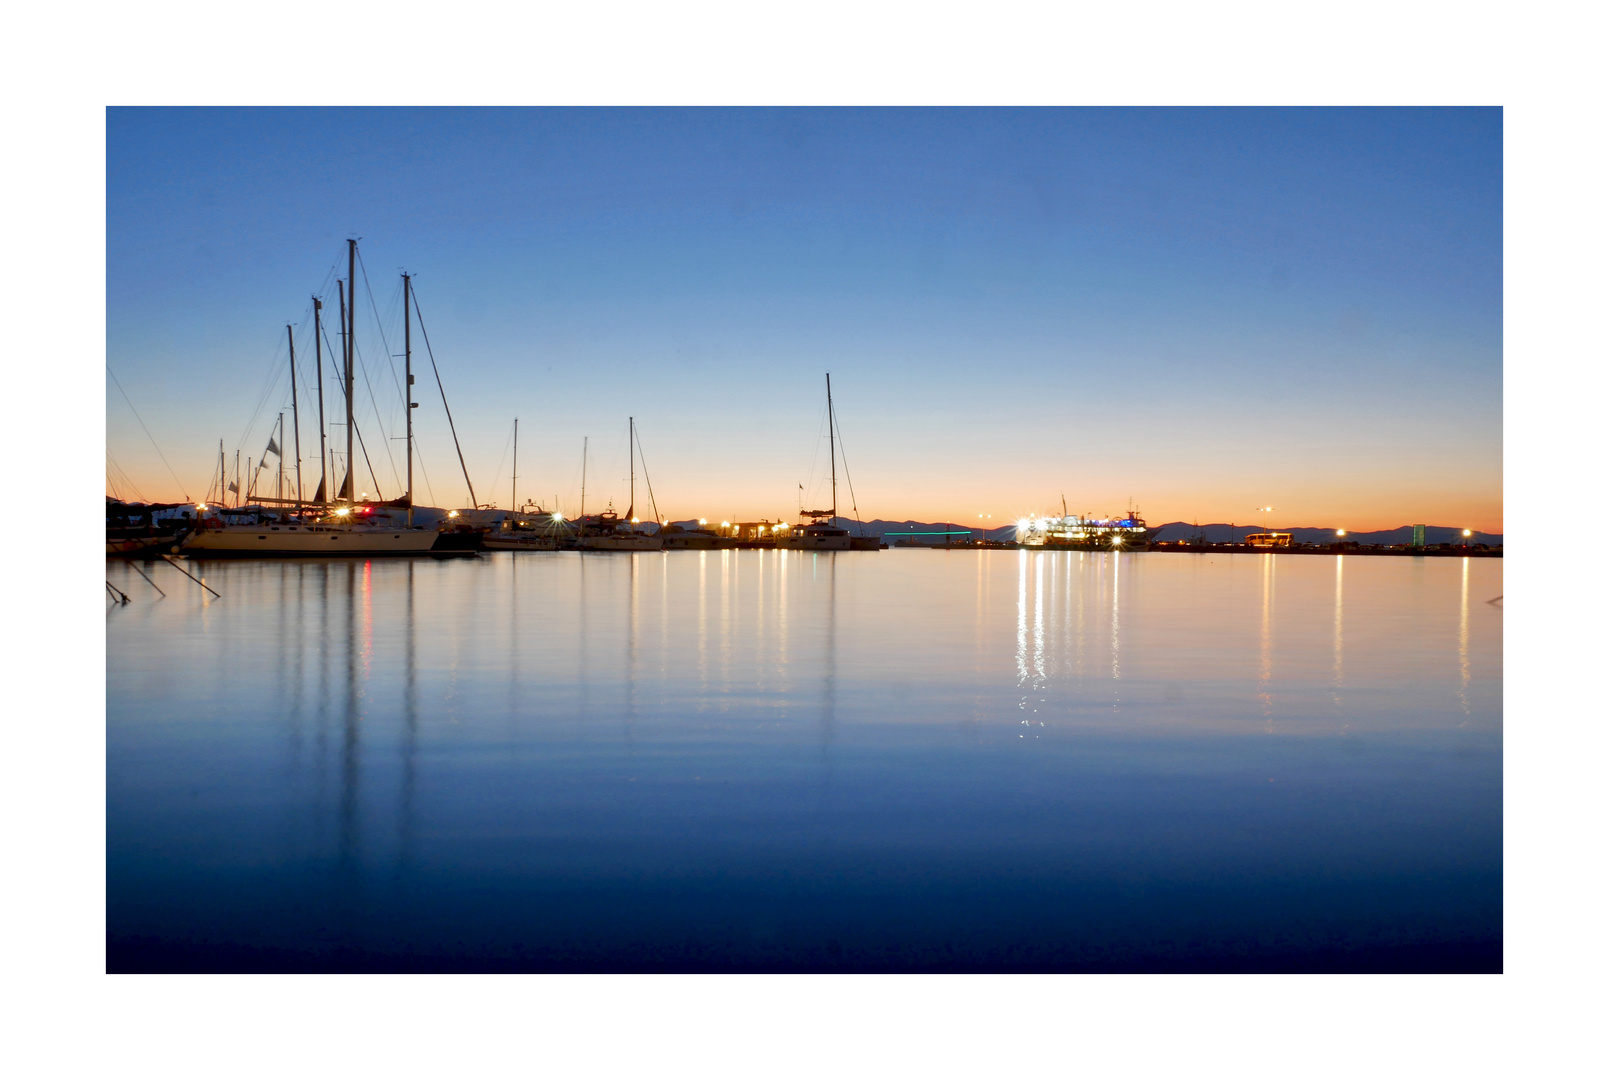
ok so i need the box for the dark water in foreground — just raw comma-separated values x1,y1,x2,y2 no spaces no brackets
106,549,1502,972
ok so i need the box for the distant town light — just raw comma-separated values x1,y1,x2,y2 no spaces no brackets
1463,529,1473,537
632,517,640,524
699,518,708,525
448,510,460,518
721,521,730,528
1337,529,1346,537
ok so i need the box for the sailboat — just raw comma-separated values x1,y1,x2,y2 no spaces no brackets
483,418,559,551
578,418,662,551
183,245,455,557
776,374,852,551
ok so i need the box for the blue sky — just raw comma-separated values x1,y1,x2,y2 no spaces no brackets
106,107,1501,529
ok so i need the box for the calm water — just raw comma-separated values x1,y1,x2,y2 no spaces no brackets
106,549,1502,972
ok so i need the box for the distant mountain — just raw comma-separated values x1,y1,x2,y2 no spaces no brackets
664,518,1502,547
852,519,1503,546
1150,522,1503,546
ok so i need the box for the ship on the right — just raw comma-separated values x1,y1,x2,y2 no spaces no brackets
1016,502,1154,549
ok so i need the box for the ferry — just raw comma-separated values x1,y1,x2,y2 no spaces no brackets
1016,505,1154,549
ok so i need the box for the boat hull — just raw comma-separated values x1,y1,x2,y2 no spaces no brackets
431,528,488,552
181,525,445,557
107,530,190,559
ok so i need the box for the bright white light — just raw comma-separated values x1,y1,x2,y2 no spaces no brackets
721,521,729,528
631,517,640,524
1111,535,1123,546
1463,529,1472,537
1337,529,1346,537
1016,518,1032,533
699,518,708,526
553,512,565,522
195,503,207,511
333,507,350,517
448,510,460,518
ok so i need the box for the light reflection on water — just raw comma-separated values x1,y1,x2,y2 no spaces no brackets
107,550,1502,972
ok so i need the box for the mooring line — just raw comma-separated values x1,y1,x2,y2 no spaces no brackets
160,555,222,598
125,560,167,597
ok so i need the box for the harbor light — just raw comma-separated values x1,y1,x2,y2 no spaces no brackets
195,503,207,511
1112,535,1124,547
1463,529,1472,537
448,510,460,519
1337,529,1346,537
553,512,565,522
699,518,708,526
721,521,729,528
631,517,640,524
1017,518,1032,534
333,507,350,517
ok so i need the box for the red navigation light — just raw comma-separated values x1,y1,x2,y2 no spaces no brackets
358,507,372,515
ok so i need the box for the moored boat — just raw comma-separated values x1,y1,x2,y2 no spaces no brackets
573,419,664,551
181,504,444,557
1017,503,1154,550
776,373,867,553
106,499,194,558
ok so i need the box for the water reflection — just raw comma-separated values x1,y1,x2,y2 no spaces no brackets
1110,552,1121,684
106,551,1504,972
1258,553,1275,722
1333,555,1344,697
1459,557,1471,718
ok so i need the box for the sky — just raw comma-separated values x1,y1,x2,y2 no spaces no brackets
105,107,1502,531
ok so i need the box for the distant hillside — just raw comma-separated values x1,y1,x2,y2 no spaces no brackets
666,518,1502,546
1150,522,1503,546
859,520,1503,546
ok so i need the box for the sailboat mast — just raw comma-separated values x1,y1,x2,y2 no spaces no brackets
629,416,635,523
338,277,351,502
313,297,327,504
218,440,224,505
512,418,518,513
580,437,587,539
344,238,358,502
826,373,837,525
287,324,302,508
277,413,285,504
403,272,414,527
